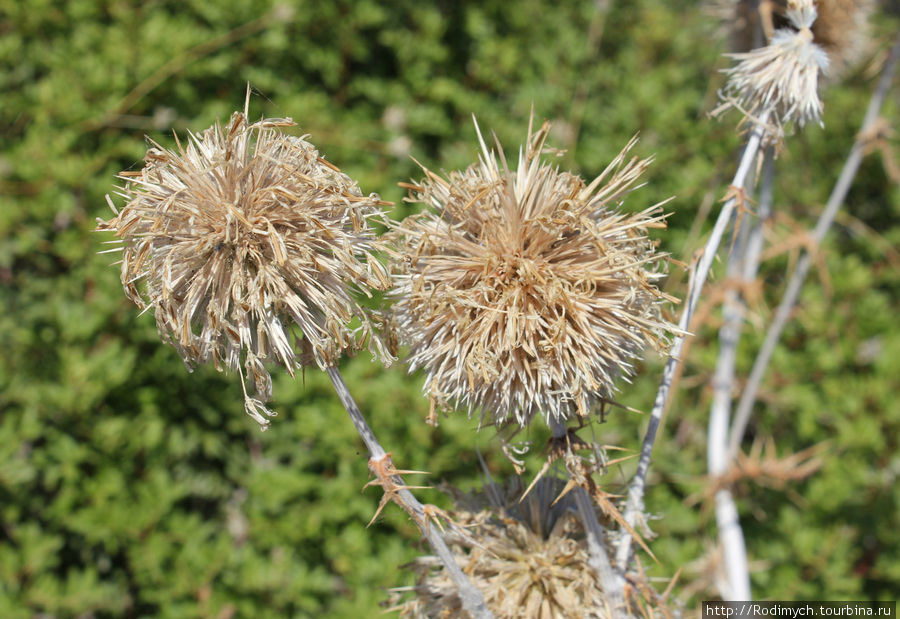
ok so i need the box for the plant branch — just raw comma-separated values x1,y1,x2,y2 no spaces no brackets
326,366,492,619
548,418,627,614
709,269,752,601
707,145,773,601
728,33,900,458
615,111,770,570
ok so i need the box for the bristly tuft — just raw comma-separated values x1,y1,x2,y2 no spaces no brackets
714,0,831,136
389,116,678,428
719,0,874,78
97,107,393,428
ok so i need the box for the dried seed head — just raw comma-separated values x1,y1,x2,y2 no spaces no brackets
387,477,672,618
390,117,677,427
98,104,392,428
715,1,830,137
720,0,874,76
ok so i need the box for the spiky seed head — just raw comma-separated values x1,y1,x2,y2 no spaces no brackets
715,0,830,135
720,0,873,76
387,477,672,618
97,107,392,429
390,117,677,427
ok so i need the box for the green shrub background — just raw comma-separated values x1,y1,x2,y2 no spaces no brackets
1,1,898,616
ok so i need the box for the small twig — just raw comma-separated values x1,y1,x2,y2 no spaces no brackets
82,7,287,132
728,33,900,459
566,0,613,159
616,111,770,570
326,367,492,619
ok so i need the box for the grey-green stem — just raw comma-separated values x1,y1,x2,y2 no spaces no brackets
616,111,770,570
728,33,900,459
326,366,492,619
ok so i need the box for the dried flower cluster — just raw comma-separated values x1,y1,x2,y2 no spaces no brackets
388,477,671,618
716,0,830,132
721,0,873,76
98,106,392,428
390,118,676,427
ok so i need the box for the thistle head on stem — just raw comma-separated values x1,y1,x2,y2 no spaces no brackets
98,95,393,428
714,0,831,141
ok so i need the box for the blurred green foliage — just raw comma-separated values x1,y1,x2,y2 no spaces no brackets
1,0,898,615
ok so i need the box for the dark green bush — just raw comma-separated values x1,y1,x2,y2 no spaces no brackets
1,1,897,615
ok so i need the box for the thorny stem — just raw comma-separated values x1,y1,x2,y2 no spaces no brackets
615,111,770,570
548,418,628,615
326,367,492,619
728,33,900,459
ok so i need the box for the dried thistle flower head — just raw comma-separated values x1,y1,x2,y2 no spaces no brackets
390,117,676,427
715,0,830,134
388,477,672,618
719,0,873,76
800,0,873,76
98,101,392,428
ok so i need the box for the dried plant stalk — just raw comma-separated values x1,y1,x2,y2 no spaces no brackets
729,32,900,456
98,99,392,427
616,110,770,571
326,367,492,619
